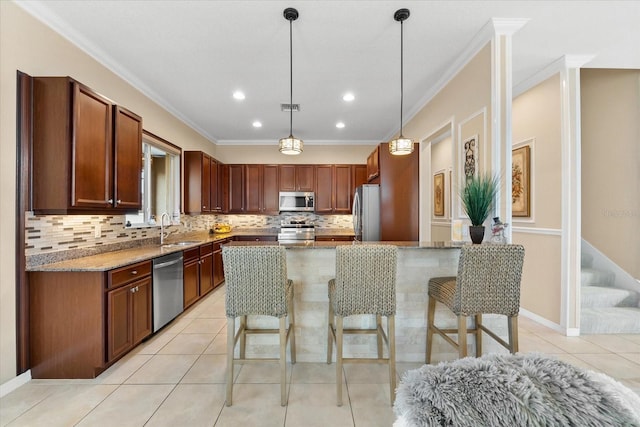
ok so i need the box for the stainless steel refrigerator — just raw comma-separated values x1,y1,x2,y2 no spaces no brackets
352,184,380,241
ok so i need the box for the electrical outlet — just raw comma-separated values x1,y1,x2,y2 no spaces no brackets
94,223,101,238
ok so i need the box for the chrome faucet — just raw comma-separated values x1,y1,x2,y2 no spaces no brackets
160,212,171,245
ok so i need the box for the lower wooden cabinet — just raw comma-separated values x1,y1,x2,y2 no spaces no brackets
315,236,354,242
29,260,152,379
107,275,152,362
234,236,278,242
183,243,215,310
213,238,231,288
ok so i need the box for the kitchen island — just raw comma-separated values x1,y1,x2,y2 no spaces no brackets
224,241,477,363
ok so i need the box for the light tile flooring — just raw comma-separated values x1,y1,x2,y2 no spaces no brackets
2,285,640,427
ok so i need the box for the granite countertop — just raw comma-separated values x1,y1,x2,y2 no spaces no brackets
27,228,461,272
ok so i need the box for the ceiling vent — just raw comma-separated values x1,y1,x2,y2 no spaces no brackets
281,103,300,112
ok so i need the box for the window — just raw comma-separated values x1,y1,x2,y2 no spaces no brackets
125,131,181,227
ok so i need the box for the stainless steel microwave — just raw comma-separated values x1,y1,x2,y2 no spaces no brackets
279,191,315,212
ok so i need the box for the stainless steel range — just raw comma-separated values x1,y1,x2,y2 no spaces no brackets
277,220,315,244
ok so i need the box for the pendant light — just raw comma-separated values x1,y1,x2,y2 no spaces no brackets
389,8,414,156
279,7,303,155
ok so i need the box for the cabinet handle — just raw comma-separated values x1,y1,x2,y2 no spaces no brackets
136,286,139,292
131,270,138,275
116,199,121,205
130,287,136,293
108,198,113,204
203,205,206,209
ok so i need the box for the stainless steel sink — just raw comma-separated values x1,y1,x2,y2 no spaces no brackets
161,241,201,248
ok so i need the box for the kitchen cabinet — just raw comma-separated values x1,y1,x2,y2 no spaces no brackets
32,76,142,213
279,165,315,191
29,260,152,378
352,164,368,190
213,238,231,288
183,244,214,309
366,145,380,182
184,151,225,214
377,142,420,241
234,236,278,242
246,165,279,214
107,262,152,362
315,165,352,214
315,236,354,242
228,164,246,213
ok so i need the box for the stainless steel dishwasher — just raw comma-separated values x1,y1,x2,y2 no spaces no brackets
152,252,184,332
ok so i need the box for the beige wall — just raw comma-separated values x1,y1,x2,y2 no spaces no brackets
512,74,563,321
581,69,640,278
0,1,218,385
430,136,452,240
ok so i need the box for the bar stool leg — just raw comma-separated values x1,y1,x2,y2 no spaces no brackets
475,314,483,357
327,303,334,364
388,315,396,405
376,314,383,358
508,315,519,354
458,315,468,359
226,318,235,406
289,299,296,364
279,317,287,406
425,297,436,364
336,316,344,406
239,315,247,359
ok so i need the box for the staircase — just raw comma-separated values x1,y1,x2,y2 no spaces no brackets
581,246,640,334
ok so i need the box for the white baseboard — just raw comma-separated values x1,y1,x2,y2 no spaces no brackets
519,308,567,334
0,370,31,398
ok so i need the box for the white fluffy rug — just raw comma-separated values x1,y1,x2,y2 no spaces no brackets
394,353,640,427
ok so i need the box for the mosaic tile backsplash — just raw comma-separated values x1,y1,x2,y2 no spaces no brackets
25,211,353,261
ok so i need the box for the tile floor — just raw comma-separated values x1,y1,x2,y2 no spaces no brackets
2,285,640,427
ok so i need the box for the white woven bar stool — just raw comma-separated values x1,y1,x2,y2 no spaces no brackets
327,244,398,406
426,244,525,363
222,245,296,406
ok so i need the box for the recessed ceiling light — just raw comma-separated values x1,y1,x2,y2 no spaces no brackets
336,122,345,129
233,91,245,100
252,121,262,128
342,93,355,102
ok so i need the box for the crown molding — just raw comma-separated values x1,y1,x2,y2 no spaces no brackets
216,139,379,146
513,54,597,97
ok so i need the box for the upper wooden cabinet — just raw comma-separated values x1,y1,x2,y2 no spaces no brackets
246,165,279,214
315,165,353,214
227,164,245,213
184,151,224,214
279,165,314,191
366,145,380,182
32,77,142,213
352,164,368,190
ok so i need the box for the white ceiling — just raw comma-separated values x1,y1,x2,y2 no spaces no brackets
17,1,640,146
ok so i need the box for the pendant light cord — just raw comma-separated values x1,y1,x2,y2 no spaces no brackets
399,18,404,138
289,17,293,137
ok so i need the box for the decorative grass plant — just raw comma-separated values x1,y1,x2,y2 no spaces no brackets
460,174,500,227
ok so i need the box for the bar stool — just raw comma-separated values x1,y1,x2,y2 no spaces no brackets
327,244,398,406
222,245,296,406
426,244,525,363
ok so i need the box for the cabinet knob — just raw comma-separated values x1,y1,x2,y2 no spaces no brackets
131,270,138,275
130,287,136,293
116,199,122,205
203,206,206,209
108,198,113,204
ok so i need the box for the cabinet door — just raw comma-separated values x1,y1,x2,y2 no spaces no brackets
245,164,262,213
262,165,279,214
131,277,152,345
334,165,352,213
213,242,225,288
72,83,113,208
184,259,199,309
315,165,334,213
211,158,220,211
113,106,142,210
367,145,380,181
199,253,214,296
296,165,315,191
107,284,133,362
352,164,367,189
202,154,212,212
279,165,296,191
228,165,245,213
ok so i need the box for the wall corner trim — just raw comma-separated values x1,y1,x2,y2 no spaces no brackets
0,370,31,398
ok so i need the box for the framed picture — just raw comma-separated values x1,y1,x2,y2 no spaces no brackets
512,145,531,217
434,172,445,216
462,135,478,183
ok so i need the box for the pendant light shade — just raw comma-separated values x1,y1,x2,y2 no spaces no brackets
279,8,303,155
389,8,414,156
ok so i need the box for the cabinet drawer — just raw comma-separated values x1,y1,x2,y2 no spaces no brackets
199,243,213,256
183,247,200,263
108,261,151,289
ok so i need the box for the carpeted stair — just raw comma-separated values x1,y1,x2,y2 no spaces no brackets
581,252,640,334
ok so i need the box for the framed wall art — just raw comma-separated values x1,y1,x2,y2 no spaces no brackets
512,145,531,217
433,172,445,216
462,135,478,183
